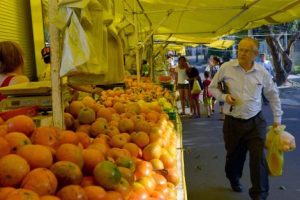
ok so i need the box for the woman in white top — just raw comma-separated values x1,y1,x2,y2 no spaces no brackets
0,41,29,100
175,56,190,115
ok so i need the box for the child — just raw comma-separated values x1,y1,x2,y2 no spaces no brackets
203,71,213,117
186,66,202,118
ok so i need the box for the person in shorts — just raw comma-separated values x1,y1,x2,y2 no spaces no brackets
187,66,202,118
203,71,213,117
175,56,190,115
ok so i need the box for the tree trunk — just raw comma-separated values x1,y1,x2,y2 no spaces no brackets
265,32,298,86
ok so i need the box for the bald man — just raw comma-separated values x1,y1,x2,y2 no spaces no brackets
209,37,283,200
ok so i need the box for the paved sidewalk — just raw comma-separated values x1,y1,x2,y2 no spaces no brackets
181,85,300,200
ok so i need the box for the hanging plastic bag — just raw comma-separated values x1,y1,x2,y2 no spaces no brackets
265,125,296,176
266,125,296,152
266,131,283,176
191,79,201,94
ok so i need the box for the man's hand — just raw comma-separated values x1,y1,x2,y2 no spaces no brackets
272,122,280,128
225,94,236,105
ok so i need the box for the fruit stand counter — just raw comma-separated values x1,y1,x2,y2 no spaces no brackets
176,113,188,200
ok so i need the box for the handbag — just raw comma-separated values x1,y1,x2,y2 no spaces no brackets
191,79,201,94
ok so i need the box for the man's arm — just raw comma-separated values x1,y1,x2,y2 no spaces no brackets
263,73,283,124
208,68,227,102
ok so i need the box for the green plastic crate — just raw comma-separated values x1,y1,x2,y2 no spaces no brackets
167,111,177,121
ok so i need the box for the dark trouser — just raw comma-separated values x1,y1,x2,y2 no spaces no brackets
223,112,269,199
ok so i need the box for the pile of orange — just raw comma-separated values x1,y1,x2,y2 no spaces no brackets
0,81,179,200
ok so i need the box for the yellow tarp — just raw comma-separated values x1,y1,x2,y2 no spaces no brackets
205,40,235,49
116,0,300,43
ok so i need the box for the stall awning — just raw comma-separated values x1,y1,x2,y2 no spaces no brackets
204,40,235,49
117,0,300,43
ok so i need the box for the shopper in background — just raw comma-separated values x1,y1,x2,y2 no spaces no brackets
0,41,29,100
203,71,213,117
209,56,220,79
258,53,275,105
209,37,283,200
210,56,224,116
141,59,149,77
175,56,190,115
258,53,274,78
186,65,202,118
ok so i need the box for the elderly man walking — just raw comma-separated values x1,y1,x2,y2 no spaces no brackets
209,37,283,200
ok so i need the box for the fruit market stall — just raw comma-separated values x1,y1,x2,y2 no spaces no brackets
0,76,187,199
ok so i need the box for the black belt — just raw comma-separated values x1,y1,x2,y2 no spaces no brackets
225,111,261,122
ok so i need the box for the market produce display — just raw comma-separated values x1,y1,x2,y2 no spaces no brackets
0,79,180,199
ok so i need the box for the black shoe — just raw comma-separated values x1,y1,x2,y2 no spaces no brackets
252,197,266,200
230,180,243,192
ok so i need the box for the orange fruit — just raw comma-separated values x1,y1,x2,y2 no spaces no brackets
83,185,106,200
76,131,91,148
40,196,61,200
69,101,85,118
113,102,125,114
160,153,175,169
90,119,109,138
57,130,79,145
0,124,8,137
56,144,83,169
6,189,39,200
82,148,104,173
146,111,160,123
0,187,16,200
80,176,96,187
97,107,113,121
0,154,30,187
150,158,164,170
50,161,83,189
123,142,142,158
21,168,57,196
76,124,91,134
64,112,75,130
78,107,96,124
17,144,53,168
31,127,58,148
103,191,123,200
118,118,134,133
57,185,87,200
81,96,97,110
88,143,110,155
0,136,10,158
6,115,35,136
142,143,162,161
130,131,150,148
93,161,121,190
5,132,31,153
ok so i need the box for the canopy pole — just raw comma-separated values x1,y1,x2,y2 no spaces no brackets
49,0,64,128
149,35,154,81
134,0,141,83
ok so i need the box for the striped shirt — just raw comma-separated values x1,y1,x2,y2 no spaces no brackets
209,59,283,123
